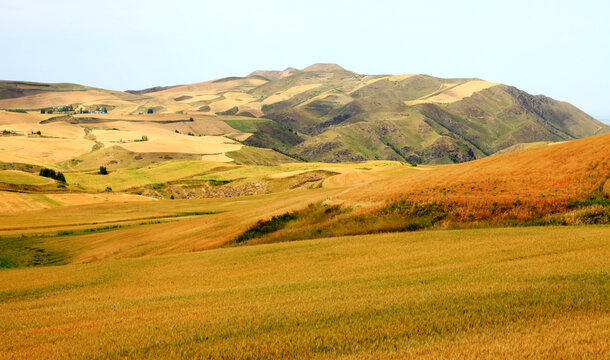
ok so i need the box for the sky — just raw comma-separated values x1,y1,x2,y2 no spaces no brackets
1,0,609,121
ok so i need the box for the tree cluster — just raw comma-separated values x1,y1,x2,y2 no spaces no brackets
39,168,66,183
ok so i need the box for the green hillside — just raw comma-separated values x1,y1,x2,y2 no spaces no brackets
2,65,607,164
239,66,608,163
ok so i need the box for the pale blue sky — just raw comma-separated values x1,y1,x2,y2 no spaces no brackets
1,0,608,121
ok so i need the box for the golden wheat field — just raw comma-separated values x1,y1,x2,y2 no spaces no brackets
341,133,610,219
1,225,608,359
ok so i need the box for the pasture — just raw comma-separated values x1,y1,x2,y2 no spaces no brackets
65,159,231,191
0,170,53,185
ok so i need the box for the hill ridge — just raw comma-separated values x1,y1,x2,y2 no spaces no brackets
0,66,607,164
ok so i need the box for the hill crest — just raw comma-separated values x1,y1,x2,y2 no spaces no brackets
302,63,348,72
1,67,607,164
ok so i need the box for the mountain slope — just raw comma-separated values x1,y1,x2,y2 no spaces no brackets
1,65,607,164
240,66,608,163
341,133,610,207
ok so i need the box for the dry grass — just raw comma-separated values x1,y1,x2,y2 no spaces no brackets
387,74,416,81
91,127,242,155
74,115,240,137
0,191,150,213
262,83,322,104
341,133,610,221
0,225,607,359
0,110,56,126
322,171,386,188
0,137,94,165
207,92,260,114
491,141,552,156
405,80,498,105
0,188,343,261
0,89,140,113
138,78,268,114
2,122,86,139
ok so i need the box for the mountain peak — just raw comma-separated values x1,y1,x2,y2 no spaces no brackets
302,63,346,72
247,67,299,81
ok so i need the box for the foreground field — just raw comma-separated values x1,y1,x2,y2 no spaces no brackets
0,188,343,266
1,225,608,359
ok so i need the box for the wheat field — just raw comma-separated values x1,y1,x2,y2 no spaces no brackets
1,225,608,359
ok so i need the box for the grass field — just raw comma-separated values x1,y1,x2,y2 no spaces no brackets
223,118,270,133
261,83,322,104
225,146,296,165
66,159,230,191
0,188,343,263
0,137,94,165
1,225,607,359
90,127,242,155
0,191,150,213
195,161,406,182
342,134,610,215
405,80,498,105
0,170,53,185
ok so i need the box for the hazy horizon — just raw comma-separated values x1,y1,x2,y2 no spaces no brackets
1,0,609,120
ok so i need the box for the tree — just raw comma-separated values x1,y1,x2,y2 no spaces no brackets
40,109,45,114
99,166,108,175
147,108,154,114
39,168,65,182
141,135,148,141
55,172,66,183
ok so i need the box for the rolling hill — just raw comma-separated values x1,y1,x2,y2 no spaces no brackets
2,65,606,164
228,133,610,245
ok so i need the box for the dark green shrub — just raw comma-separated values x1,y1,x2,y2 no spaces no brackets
39,168,67,183
234,213,296,243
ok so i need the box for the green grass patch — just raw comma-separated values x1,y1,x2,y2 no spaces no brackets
66,160,228,191
232,212,297,244
225,146,296,165
567,195,610,209
223,119,270,133
0,170,54,185
0,236,69,269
